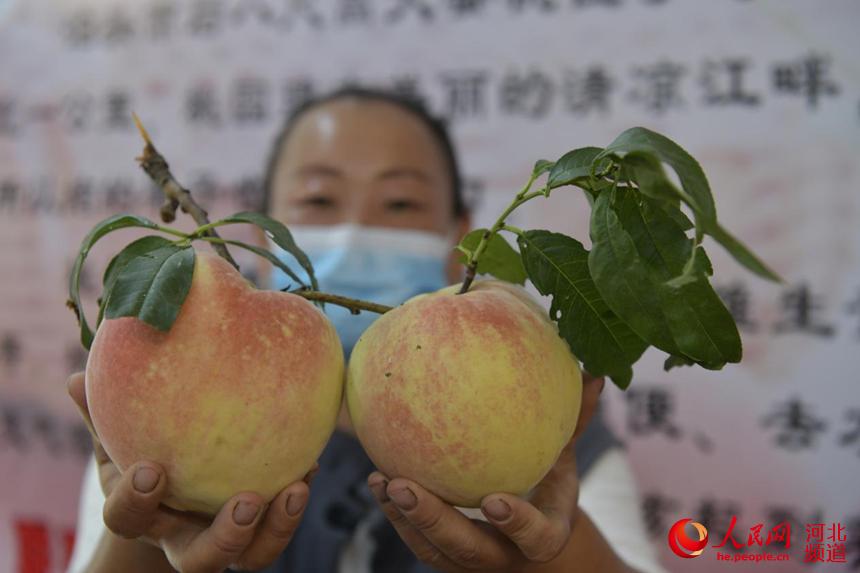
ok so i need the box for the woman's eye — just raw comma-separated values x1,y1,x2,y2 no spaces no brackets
300,195,335,208
385,198,424,212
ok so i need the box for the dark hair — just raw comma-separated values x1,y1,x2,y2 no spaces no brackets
260,86,467,218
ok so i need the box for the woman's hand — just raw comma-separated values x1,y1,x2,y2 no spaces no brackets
368,373,607,573
68,372,313,573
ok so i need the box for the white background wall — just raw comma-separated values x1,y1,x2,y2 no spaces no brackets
0,0,858,571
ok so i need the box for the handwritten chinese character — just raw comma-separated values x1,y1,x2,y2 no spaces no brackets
440,71,489,119
500,69,555,118
232,78,270,124
1,333,22,368
148,2,176,39
772,53,839,109
838,409,860,456
104,90,132,130
573,0,622,8
231,0,277,27
336,0,373,24
701,58,760,107
189,0,223,35
448,0,488,17
0,179,19,211
629,61,686,114
281,78,315,114
61,92,94,132
65,178,93,212
104,179,134,211
187,83,221,126
625,387,681,438
104,8,134,44
563,67,613,115
63,9,97,47
387,0,435,23
715,282,758,331
762,397,827,450
641,492,680,538
846,289,860,339
1,406,27,452
0,96,18,135
774,283,835,337
281,0,324,30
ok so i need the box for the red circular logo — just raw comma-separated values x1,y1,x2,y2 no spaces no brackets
668,518,709,559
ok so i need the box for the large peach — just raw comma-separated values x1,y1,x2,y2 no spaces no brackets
85,251,344,515
346,280,582,507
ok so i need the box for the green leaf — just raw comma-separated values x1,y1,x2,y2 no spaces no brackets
105,246,196,332
619,152,687,206
620,152,696,231
69,214,161,349
601,127,716,221
604,129,780,283
664,354,695,371
532,159,555,178
458,229,527,285
589,190,682,356
695,246,714,277
709,222,781,282
660,202,695,232
620,151,702,282
98,236,175,329
214,238,307,289
547,147,606,190
664,244,716,289
218,212,317,290
519,230,648,389
596,189,741,367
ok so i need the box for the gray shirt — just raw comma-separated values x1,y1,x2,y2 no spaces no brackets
250,406,619,573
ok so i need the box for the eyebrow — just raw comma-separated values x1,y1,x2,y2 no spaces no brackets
294,164,433,184
376,167,432,184
294,164,344,178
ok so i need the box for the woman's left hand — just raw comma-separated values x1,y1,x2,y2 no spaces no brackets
368,374,606,572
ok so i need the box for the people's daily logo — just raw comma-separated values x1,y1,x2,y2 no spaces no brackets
668,518,709,559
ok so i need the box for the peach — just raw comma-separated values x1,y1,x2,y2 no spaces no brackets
346,280,582,507
85,251,344,515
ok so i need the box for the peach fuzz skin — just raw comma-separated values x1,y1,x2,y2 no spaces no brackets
85,251,344,515
346,280,582,508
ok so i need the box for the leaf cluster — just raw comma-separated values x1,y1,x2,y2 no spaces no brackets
68,126,779,393
457,127,780,389
68,213,315,350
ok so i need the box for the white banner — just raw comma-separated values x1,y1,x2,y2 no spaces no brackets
0,0,858,571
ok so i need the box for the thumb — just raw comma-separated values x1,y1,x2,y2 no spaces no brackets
67,372,113,472
67,372,95,433
572,372,605,442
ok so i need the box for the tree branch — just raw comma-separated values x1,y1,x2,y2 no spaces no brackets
287,289,393,315
132,113,239,269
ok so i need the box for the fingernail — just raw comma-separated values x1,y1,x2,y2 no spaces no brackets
304,466,319,485
388,486,417,511
369,478,389,503
483,499,511,521
133,467,159,493
286,492,307,517
233,501,260,525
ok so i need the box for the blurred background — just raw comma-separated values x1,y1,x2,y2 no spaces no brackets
0,0,858,571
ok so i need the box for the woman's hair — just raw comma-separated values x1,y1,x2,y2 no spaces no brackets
260,86,467,218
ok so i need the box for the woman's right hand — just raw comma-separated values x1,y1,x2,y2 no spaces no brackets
67,372,313,573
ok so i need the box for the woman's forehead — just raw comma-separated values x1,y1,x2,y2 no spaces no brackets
279,98,449,174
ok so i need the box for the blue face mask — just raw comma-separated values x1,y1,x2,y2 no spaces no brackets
269,225,452,357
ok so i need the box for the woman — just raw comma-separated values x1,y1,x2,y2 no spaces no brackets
67,88,665,573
